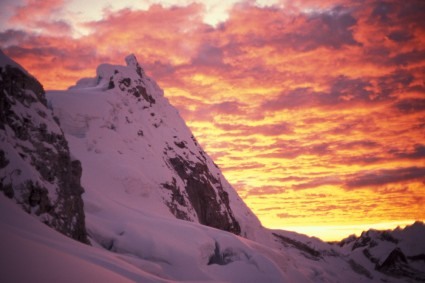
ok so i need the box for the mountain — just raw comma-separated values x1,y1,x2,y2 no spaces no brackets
47,53,265,242
1,51,424,282
337,221,425,281
0,50,88,243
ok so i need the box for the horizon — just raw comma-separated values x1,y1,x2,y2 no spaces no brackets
281,219,421,241
1,0,424,241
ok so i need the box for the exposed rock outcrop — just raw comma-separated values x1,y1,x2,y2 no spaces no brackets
167,155,241,235
51,54,256,238
337,222,425,282
0,50,88,244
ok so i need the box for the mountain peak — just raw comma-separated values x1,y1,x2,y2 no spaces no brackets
124,53,144,77
49,54,263,239
69,54,157,106
125,53,138,66
4,51,425,283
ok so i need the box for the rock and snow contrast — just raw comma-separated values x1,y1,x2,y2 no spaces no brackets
1,51,424,282
0,50,88,243
337,222,425,281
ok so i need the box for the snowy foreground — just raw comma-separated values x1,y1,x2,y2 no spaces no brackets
1,53,424,282
2,190,425,283
0,193,307,282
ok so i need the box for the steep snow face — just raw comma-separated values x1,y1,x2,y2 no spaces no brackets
0,51,88,243
48,54,263,241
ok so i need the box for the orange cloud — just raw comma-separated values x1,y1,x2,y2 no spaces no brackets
1,0,424,240
11,0,65,23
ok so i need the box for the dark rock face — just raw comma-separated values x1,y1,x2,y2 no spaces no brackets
378,248,407,271
161,177,191,221
117,77,155,105
99,55,156,106
346,230,398,251
0,58,88,244
337,224,425,282
377,248,425,280
272,232,321,259
208,242,243,266
167,155,241,235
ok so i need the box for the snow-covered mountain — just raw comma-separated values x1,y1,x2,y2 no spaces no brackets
47,53,265,241
1,51,424,282
337,221,425,281
0,50,88,243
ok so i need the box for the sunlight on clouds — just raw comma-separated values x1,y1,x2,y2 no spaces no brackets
1,0,424,240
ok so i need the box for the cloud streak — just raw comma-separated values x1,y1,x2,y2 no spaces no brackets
1,0,424,238
346,167,425,189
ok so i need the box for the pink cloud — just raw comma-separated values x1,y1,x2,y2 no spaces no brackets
1,0,424,230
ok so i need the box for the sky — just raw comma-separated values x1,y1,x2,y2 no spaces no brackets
1,0,424,241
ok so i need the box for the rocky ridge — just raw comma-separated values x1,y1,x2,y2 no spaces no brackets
101,55,242,234
48,54,264,248
337,221,425,281
0,50,88,243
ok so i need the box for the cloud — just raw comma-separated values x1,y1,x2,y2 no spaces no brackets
394,98,425,114
223,162,266,172
387,30,413,42
389,50,425,66
337,140,379,150
389,144,425,160
2,40,102,88
277,212,306,218
191,43,225,67
377,70,414,95
215,122,293,136
11,0,65,22
211,100,244,113
261,88,315,110
1,0,425,233
33,20,72,34
292,176,342,190
257,207,284,212
369,0,394,23
9,0,71,35
346,167,425,189
393,0,425,26
246,186,286,196
0,29,28,47
287,6,360,51
173,100,250,123
255,140,336,160
261,71,412,111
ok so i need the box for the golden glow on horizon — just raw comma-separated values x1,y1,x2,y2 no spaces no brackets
1,0,424,241
280,220,419,241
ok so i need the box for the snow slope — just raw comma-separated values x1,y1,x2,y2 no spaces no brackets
0,187,307,283
0,194,169,283
48,54,265,241
4,187,423,283
3,52,424,282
